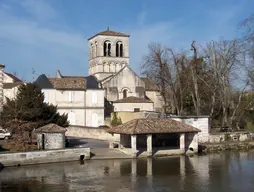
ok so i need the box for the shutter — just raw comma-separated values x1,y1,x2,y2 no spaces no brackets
44,92,48,103
92,113,98,127
68,111,75,125
68,91,72,102
92,92,97,104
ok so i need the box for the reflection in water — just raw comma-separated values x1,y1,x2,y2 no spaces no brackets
1,150,254,191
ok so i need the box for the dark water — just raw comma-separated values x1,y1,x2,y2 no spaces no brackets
0,150,254,192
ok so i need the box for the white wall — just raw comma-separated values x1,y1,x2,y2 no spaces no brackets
86,89,104,108
114,102,154,112
170,117,210,136
42,88,105,127
86,109,104,127
3,86,19,102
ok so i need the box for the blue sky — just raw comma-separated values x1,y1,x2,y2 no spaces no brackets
0,0,253,81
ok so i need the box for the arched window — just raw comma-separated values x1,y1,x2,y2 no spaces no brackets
95,41,97,57
116,41,123,57
90,43,93,59
103,41,111,56
120,44,123,57
123,89,127,98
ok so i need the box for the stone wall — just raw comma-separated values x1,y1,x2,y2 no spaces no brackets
0,148,90,167
199,132,254,144
66,126,120,142
170,116,210,142
37,133,65,150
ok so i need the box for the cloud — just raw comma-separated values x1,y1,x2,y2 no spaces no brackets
0,1,86,81
0,0,250,81
19,0,57,21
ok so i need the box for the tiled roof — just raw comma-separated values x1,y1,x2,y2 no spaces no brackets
88,29,130,40
62,75,86,78
113,96,153,103
36,123,67,133
107,118,201,134
5,72,23,82
48,77,86,90
141,77,160,91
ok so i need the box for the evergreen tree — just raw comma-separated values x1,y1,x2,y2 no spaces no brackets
1,83,69,130
111,112,122,126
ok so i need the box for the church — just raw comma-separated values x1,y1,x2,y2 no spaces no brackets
36,29,163,127
88,29,163,113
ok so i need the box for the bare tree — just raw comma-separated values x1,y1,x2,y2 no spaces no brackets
141,43,189,115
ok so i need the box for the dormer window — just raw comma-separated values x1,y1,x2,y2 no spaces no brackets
116,41,123,57
104,40,111,56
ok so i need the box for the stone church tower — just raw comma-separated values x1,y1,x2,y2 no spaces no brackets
88,28,130,81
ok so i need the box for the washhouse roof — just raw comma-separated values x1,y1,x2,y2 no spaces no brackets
107,118,201,135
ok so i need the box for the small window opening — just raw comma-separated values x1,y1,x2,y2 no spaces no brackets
134,108,140,112
123,89,127,98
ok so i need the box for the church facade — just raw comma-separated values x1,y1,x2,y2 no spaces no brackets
88,29,163,113
36,29,163,127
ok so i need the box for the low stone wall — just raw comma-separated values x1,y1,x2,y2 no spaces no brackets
66,126,120,142
200,141,254,153
199,132,254,144
0,148,90,167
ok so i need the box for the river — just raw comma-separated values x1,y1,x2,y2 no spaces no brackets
0,150,254,192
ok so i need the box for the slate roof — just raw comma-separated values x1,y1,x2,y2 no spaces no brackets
35,74,54,89
141,77,160,91
85,75,100,89
48,77,86,90
113,96,153,103
107,118,201,135
35,123,67,133
88,29,130,40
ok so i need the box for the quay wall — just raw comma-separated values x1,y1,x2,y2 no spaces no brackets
0,148,90,167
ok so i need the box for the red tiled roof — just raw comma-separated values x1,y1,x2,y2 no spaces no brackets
88,29,130,40
35,123,67,133
113,96,153,103
107,118,201,134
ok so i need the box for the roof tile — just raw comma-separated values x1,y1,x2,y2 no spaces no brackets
107,118,201,134
88,29,130,40
113,96,153,103
48,77,86,90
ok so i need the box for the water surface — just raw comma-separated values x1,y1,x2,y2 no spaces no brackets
0,150,254,192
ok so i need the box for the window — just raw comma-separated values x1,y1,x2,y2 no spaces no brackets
68,111,75,125
44,92,48,103
103,41,111,56
92,92,97,104
68,91,72,102
134,108,140,112
123,89,127,98
116,41,123,57
92,113,98,127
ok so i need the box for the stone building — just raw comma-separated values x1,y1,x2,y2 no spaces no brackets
3,71,24,103
36,71,105,127
107,118,201,157
36,123,67,150
88,29,164,113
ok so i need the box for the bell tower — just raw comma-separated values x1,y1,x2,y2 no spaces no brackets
88,28,130,81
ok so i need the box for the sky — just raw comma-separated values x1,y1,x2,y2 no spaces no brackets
0,0,253,82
